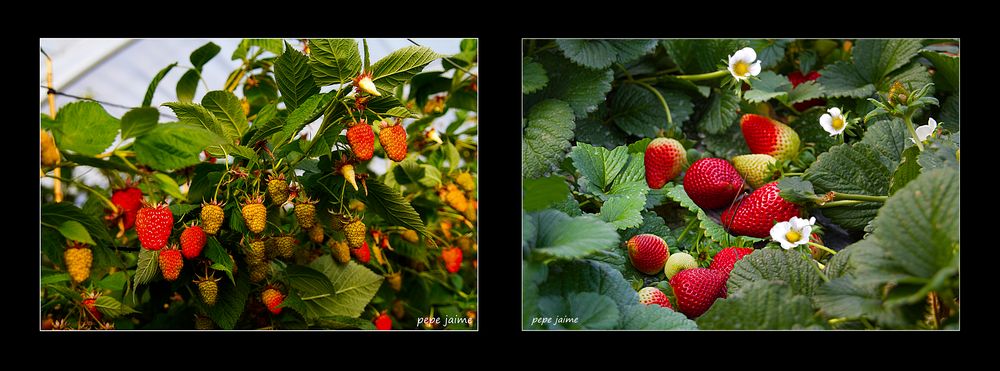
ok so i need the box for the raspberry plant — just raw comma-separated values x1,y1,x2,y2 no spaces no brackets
40,39,477,330
523,39,958,330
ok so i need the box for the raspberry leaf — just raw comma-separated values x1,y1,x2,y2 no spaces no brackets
204,267,253,329
275,43,320,111
95,295,139,319
308,39,361,87
370,45,441,93
51,101,120,157
132,248,159,292
305,256,384,318
698,280,823,330
120,107,159,140
286,264,338,296
359,178,430,243
203,238,234,284
134,123,226,172
56,220,95,246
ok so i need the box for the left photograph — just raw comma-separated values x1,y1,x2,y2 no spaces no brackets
40,38,478,330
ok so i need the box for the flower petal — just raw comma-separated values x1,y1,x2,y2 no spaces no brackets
915,125,933,141
749,61,762,76
770,222,791,243
828,107,841,117
736,47,757,62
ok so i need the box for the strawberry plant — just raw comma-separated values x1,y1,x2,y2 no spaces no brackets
523,39,958,330
40,38,477,330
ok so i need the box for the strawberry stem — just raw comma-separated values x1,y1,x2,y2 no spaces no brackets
829,192,888,203
817,200,864,208
807,241,837,255
903,110,925,151
675,69,729,81
625,80,673,126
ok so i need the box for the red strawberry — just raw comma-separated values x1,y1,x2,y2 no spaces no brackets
351,241,371,264
670,268,728,318
644,138,687,189
720,182,801,238
378,120,408,162
158,244,184,281
683,158,744,210
136,203,173,250
740,114,801,162
111,186,143,229
626,234,669,275
180,225,206,260
347,120,375,161
638,287,673,309
441,247,463,274
708,247,755,277
374,311,392,330
262,287,285,315
788,71,826,111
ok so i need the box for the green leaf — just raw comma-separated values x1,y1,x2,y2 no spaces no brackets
664,182,700,214
202,91,248,141
231,39,284,60
522,57,548,94
309,39,361,86
56,220,95,246
270,92,332,147
286,264,337,296
530,52,614,118
788,108,838,154
189,41,221,67
51,101,119,156
661,39,747,74
522,99,575,179
728,249,824,297
275,44,320,111
41,202,112,247
569,142,628,195
168,203,199,217
526,209,619,261
370,45,441,93
120,107,159,140
556,39,656,69
618,298,699,329
814,275,888,321
787,80,824,104
522,176,571,212
622,210,673,248
698,209,763,246
599,194,645,230
538,292,619,329
917,133,960,171
384,106,413,118
860,117,914,169
798,50,818,75
609,84,692,137
698,280,821,329
744,71,791,103
818,61,875,98
697,88,741,134
176,70,199,103
153,173,186,202
574,112,626,150
777,177,823,204
95,295,139,319
804,143,891,230
134,123,225,172
889,146,921,195
203,237,234,284
824,245,855,279
702,120,752,158
204,266,252,329
143,62,177,107
920,50,959,93
313,315,377,330
132,248,158,291
751,39,788,69
305,256,383,318
534,260,634,326
940,92,960,132
359,178,428,237
853,39,922,83
162,102,224,137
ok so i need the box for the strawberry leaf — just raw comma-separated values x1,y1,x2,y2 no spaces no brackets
619,301,698,330
599,193,645,230
698,280,823,330
728,249,824,297
522,176,571,212
744,71,791,104
853,39,923,83
556,39,656,70
940,92,960,132
522,99,576,179
917,133,960,171
920,50,959,93
804,143,891,231
538,292,619,329
527,51,614,118
660,39,748,75
817,61,875,98
610,84,694,137
525,209,620,261
889,146,921,195
696,88,740,135
522,57,548,94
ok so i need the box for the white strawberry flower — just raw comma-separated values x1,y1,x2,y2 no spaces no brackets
819,107,847,136
912,117,938,143
727,47,762,81
769,216,815,250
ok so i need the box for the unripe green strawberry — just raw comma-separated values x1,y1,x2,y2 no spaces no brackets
644,137,687,189
330,240,351,263
626,234,669,275
200,200,225,235
249,262,269,283
453,172,476,192
344,218,366,248
241,195,267,234
64,242,92,283
246,239,266,264
683,158,745,210
136,202,173,250
180,225,206,260
378,120,408,162
708,247,755,277
386,272,402,292
670,268,728,318
347,120,375,161
194,315,214,330
740,114,801,161
158,244,184,282
638,287,673,309
196,273,220,306
266,174,289,205
720,182,801,238
664,252,697,280
275,235,296,259
732,154,777,189
262,287,285,314
400,229,419,243
308,224,325,244
294,199,317,229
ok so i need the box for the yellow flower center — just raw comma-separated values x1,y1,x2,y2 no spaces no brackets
733,61,749,76
785,230,802,243
831,117,845,130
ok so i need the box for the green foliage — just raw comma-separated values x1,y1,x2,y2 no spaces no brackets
698,280,822,329
522,100,576,179
309,39,361,86
275,44,320,111
50,101,120,156
524,210,620,261
528,51,614,118
804,143,891,230
697,88,740,134
728,249,824,297
819,39,924,98
556,39,657,69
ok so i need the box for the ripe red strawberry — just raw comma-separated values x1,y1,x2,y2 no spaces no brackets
626,234,669,275
351,241,371,264
180,225,206,260
158,244,184,281
788,71,826,111
378,120,408,162
344,218,366,248
740,114,801,162
262,287,285,314
644,138,687,189
347,120,375,161
638,287,673,309
670,268,728,318
708,247,755,277
241,194,267,234
200,200,225,235
111,186,143,229
720,182,801,238
441,247,463,274
64,241,92,283
81,292,102,321
732,154,777,189
136,202,173,250
683,158,744,210
373,311,392,330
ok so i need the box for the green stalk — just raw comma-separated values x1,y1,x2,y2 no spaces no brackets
675,69,728,81
808,241,837,255
830,192,888,203
903,110,925,151
818,200,864,208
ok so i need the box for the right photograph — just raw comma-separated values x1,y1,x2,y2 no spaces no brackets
522,39,960,330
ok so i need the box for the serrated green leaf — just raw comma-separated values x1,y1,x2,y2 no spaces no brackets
522,176,571,212
95,295,139,319
889,146,921,195
878,62,934,95
384,106,413,118
744,71,791,103
189,41,220,67
132,248,158,290
305,256,383,318
702,120,752,158
728,249,824,297
153,173,186,202
176,70,199,103
787,80,825,104
777,177,822,204
271,92,332,147
534,260,635,328
599,194,645,230
788,108,838,154
41,202,112,247
162,101,224,137
556,39,656,69
697,88,741,134
698,209,763,247
522,99,575,179
814,275,886,320
120,107,159,140
860,117,913,170
202,91,248,142
920,50,959,93
275,44,320,111
664,182,699,213
530,52,614,118
313,315,377,330
799,50,818,74
526,209,619,260
50,101,119,156
622,210,673,247
574,113,626,149
309,39,361,86
204,266,252,329
143,62,177,107
370,46,440,93
754,39,788,69
609,84,690,137
853,39,922,83
134,123,225,172
523,57,549,94
359,178,428,237
569,142,628,195
818,61,875,98
940,92,960,132
203,237,234,284
661,39,747,74
286,264,337,296
538,292,619,329
698,280,821,329
917,133,960,171
231,39,284,60
804,143,891,230
56,220,95,246
824,245,855,279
